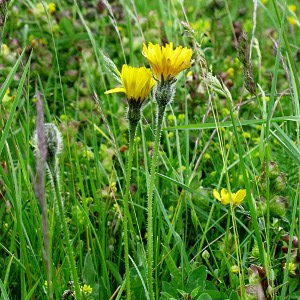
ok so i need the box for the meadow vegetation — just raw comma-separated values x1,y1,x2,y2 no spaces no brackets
0,0,300,299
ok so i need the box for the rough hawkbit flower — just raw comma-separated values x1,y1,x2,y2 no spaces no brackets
213,188,246,206
142,42,192,109
105,64,155,104
142,42,193,83
105,65,155,126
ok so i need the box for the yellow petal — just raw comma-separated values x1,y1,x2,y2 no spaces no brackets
220,188,231,205
213,189,221,201
104,87,126,94
233,189,246,206
142,42,192,81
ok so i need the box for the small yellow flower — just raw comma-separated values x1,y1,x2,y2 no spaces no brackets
105,65,155,103
283,262,298,276
231,265,239,274
167,114,175,122
47,3,56,14
288,16,297,26
242,132,251,139
261,0,268,4
210,171,217,177
167,132,174,138
203,153,211,161
134,136,141,143
226,67,234,77
142,42,193,82
81,284,92,295
288,5,296,12
0,44,9,56
178,113,185,121
213,188,246,206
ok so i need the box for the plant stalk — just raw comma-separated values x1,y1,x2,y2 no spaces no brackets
52,171,81,300
147,105,166,300
123,122,138,299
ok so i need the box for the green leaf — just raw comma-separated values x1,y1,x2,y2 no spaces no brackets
0,278,10,300
271,124,300,166
164,116,300,131
196,293,212,300
106,260,122,285
83,253,97,285
187,266,207,286
24,280,40,300
162,281,179,299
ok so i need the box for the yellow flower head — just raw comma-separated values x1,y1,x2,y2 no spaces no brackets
288,16,297,26
81,284,92,295
47,3,56,14
213,188,246,206
105,65,155,103
142,42,193,82
288,5,296,12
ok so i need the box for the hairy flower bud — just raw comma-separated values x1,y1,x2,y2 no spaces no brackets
262,161,279,179
271,172,287,193
270,195,288,218
33,123,63,176
256,196,267,217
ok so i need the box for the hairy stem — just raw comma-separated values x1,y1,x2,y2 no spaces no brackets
123,122,138,299
147,105,166,300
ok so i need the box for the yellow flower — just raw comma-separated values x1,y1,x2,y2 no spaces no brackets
47,3,56,14
0,44,9,56
226,67,234,77
288,5,296,12
105,65,155,103
231,265,239,274
142,42,193,82
242,132,251,139
288,16,297,26
213,188,246,206
81,284,92,295
283,262,298,276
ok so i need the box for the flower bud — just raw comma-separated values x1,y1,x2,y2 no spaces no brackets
33,123,63,176
202,250,210,260
249,265,266,285
256,196,267,217
243,284,264,300
269,195,288,218
155,80,176,109
262,161,279,179
271,172,287,193
257,174,267,193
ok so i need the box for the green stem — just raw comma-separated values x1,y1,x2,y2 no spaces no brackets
123,122,138,299
52,171,81,300
147,105,166,300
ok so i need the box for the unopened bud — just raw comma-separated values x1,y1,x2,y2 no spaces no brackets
272,172,287,193
270,195,288,218
155,80,176,108
256,196,267,217
33,123,63,176
202,250,210,260
262,161,279,179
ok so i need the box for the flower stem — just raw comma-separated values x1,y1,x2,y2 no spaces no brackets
52,171,81,300
123,122,138,299
147,105,166,300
